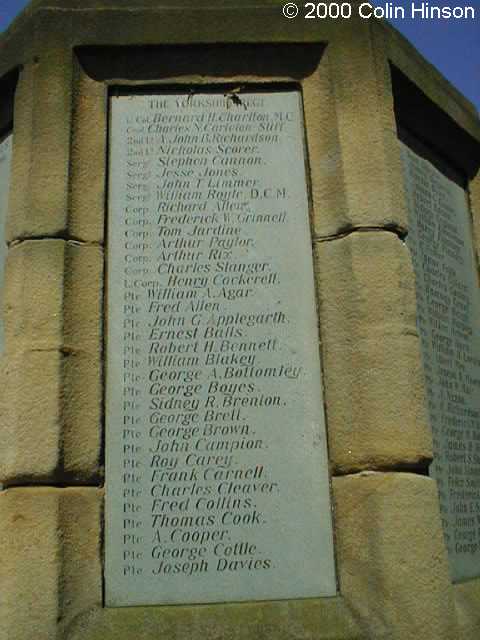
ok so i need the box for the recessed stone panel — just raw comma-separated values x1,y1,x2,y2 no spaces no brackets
105,90,336,607
402,142,480,582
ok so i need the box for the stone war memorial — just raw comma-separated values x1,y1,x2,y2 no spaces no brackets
0,1,479,639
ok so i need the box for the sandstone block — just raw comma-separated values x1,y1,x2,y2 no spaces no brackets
4,239,103,354
310,29,408,237
0,348,102,485
315,231,432,472
9,31,72,240
5,64,35,242
0,487,102,640
68,596,363,640
0,350,63,482
454,580,480,640
302,47,346,236
70,64,106,243
0,239,103,484
333,472,456,640
4,240,65,351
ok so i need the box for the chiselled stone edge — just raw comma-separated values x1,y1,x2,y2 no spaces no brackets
305,20,411,238
0,487,103,640
314,230,433,474
0,240,103,485
333,473,458,639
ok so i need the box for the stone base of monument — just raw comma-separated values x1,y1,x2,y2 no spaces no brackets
0,2,480,640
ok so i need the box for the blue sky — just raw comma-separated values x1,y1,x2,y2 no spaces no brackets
0,0,479,111
374,0,479,112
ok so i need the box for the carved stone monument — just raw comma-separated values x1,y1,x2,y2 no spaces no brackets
0,2,479,640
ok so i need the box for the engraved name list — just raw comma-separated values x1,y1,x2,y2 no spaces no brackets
402,142,480,582
105,90,336,607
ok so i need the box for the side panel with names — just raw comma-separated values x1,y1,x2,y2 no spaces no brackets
105,91,336,607
402,142,480,582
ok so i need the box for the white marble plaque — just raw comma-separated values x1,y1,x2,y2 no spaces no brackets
105,90,336,607
0,134,12,354
402,142,480,582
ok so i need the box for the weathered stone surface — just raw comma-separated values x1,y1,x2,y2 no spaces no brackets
0,487,102,640
0,347,102,484
333,472,456,640
309,28,408,238
0,133,12,353
68,597,364,640
7,37,73,239
302,46,345,236
315,231,432,473
454,580,480,640
5,64,34,244
4,239,102,352
0,488,59,640
69,65,106,243
4,240,65,351
62,242,103,352
0,350,63,481
0,240,103,484
59,488,103,636
62,351,103,480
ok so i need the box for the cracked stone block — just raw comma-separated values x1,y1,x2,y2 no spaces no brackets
308,33,408,238
315,231,432,473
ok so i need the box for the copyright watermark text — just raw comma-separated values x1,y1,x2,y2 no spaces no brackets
282,2,476,21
